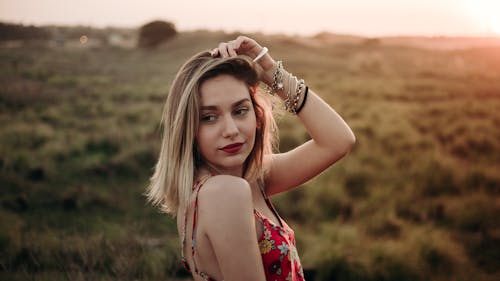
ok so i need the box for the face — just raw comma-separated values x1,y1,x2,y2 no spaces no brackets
196,74,257,176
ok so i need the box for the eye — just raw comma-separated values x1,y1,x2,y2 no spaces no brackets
201,114,217,122
234,107,249,116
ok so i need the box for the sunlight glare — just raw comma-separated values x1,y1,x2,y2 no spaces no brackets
464,0,500,35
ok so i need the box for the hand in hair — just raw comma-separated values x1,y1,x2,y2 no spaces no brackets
211,35,276,85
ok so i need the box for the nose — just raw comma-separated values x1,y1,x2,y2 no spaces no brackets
222,115,239,139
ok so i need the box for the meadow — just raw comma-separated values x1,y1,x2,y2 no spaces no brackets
1,30,499,280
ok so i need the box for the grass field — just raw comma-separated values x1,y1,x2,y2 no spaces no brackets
1,30,499,280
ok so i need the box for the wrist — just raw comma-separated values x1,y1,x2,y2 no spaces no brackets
261,57,277,86
259,54,275,73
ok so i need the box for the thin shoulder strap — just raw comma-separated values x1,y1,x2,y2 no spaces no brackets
257,178,284,228
181,174,212,280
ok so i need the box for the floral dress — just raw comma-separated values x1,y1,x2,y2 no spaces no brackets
254,179,305,281
181,176,305,281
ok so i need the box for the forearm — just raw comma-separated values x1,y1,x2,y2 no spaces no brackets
296,89,355,152
264,62,355,154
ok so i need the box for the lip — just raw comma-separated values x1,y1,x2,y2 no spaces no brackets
220,142,244,153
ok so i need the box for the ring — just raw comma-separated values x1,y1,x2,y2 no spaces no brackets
253,47,268,62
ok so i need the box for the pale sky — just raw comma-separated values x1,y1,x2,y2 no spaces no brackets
1,0,499,36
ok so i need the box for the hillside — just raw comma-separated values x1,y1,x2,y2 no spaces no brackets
1,29,499,281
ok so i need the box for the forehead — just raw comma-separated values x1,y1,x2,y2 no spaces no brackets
199,74,250,106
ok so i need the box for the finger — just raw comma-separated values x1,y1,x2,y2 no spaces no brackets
235,36,259,56
253,47,268,62
232,37,245,50
227,41,238,57
228,48,238,57
210,48,219,57
218,42,229,58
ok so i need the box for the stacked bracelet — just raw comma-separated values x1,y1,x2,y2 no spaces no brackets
265,60,308,115
267,61,283,95
295,86,308,114
282,72,307,114
292,79,305,114
285,72,293,113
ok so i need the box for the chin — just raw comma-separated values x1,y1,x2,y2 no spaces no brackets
216,153,250,170
221,158,247,169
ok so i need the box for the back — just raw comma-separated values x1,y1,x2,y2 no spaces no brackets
178,174,266,281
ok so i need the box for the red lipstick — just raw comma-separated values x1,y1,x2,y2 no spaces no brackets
221,142,244,153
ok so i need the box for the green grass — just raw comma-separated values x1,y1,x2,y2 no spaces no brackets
1,30,500,280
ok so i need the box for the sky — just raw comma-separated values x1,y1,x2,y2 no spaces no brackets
1,0,499,37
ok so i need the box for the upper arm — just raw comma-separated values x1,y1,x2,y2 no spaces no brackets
199,176,266,281
264,138,353,196
264,141,339,195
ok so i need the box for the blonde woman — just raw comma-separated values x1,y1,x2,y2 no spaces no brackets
147,35,355,281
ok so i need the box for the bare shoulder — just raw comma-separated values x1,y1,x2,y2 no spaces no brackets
197,175,254,224
198,175,252,204
196,176,265,280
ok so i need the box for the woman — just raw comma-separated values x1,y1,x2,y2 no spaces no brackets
146,35,355,281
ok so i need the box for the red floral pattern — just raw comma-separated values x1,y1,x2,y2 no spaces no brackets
254,208,305,281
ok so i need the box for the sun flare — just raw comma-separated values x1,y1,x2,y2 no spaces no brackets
464,0,500,35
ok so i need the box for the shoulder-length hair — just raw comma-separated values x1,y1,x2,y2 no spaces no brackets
146,51,278,217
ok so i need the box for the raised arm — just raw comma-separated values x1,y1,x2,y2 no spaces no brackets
212,36,356,195
265,88,355,195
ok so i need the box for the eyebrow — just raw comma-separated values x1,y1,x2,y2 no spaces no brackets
200,98,251,111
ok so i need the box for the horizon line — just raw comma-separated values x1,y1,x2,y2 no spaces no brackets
2,19,500,39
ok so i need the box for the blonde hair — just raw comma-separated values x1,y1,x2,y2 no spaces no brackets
146,51,278,217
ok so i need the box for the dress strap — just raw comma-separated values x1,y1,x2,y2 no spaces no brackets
256,178,268,200
257,178,284,228
180,174,213,280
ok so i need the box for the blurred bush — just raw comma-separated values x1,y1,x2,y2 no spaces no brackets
137,20,177,48
0,22,50,41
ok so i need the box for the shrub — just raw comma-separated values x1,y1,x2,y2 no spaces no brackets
419,243,453,274
316,256,370,281
365,218,401,239
451,199,497,233
463,170,500,194
371,257,420,281
415,159,460,197
317,254,421,281
344,172,370,198
0,22,50,41
137,20,177,48
315,192,352,221
395,202,422,223
463,234,500,274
